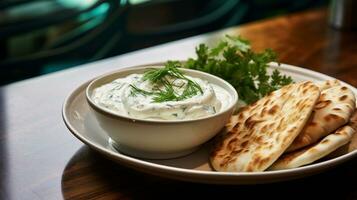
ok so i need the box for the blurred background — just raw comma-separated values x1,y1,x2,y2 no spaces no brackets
0,0,327,86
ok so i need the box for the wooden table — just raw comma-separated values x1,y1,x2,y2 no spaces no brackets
1,9,357,199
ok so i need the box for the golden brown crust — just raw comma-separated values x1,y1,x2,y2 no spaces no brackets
349,109,357,131
270,125,355,170
287,82,356,152
210,81,320,172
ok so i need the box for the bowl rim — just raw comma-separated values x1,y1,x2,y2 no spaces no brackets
85,63,238,124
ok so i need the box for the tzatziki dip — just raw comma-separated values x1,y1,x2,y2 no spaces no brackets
92,66,232,120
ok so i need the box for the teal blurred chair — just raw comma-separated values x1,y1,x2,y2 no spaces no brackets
0,0,127,84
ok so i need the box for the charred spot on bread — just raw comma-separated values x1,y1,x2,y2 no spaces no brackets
324,114,342,122
339,95,348,101
268,105,279,115
315,100,331,110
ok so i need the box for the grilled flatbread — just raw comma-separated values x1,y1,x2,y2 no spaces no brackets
349,109,357,132
316,79,341,90
319,110,357,159
226,115,239,132
210,81,320,172
212,115,240,146
270,125,355,170
287,84,356,152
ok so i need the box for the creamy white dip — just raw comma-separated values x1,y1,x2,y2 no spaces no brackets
92,73,232,120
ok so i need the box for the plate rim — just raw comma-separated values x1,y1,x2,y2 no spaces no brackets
62,62,357,183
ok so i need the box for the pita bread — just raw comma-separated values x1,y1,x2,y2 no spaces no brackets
225,115,239,132
287,83,356,152
270,125,355,170
340,110,357,153
210,81,320,172
316,79,341,90
318,109,357,159
349,108,357,132
212,115,240,147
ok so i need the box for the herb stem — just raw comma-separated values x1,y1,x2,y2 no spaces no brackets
130,62,203,103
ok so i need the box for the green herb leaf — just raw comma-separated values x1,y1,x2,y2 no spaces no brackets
184,35,293,104
130,62,203,103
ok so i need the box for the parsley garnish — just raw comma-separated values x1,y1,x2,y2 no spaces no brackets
130,61,203,103
184,35,293,104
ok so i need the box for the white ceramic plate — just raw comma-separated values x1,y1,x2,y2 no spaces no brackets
62,63,357,184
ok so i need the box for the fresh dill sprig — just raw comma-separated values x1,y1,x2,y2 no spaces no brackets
130,61,203,103
130,84,153,96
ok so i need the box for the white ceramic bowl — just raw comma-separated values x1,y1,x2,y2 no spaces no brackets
86,65,238,159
